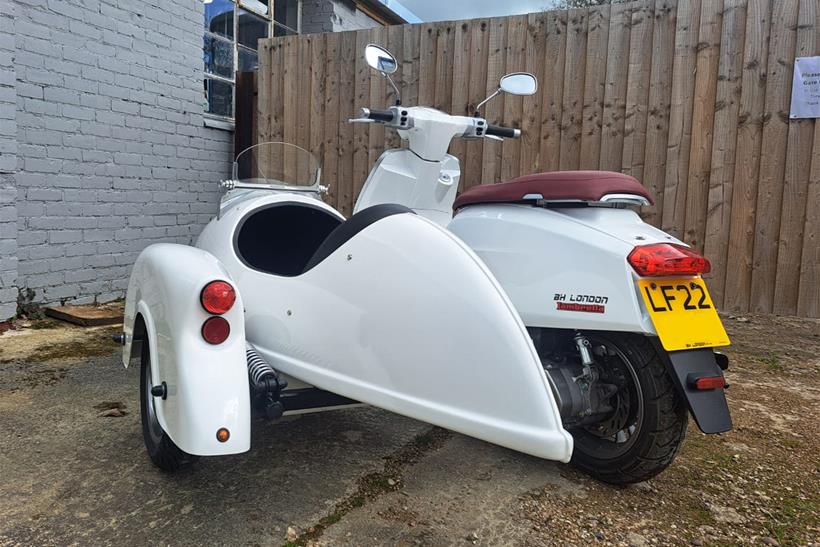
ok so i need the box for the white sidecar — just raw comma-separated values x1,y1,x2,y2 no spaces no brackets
121,143,572,471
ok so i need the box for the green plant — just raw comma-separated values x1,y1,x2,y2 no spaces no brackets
759,353,783,372
16,288,45,320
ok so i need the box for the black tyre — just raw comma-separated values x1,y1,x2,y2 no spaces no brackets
139,341,195,472
569,333,687,485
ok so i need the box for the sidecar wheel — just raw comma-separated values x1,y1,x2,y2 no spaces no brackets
140,341,195,472
569,333,687,485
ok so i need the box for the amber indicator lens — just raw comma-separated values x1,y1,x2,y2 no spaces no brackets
216,428,230,442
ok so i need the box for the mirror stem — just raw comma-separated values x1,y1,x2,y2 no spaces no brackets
474,88,500,117
383,72,402,106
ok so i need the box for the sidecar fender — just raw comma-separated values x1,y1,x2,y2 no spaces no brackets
123,243,250,456
216,209,573,463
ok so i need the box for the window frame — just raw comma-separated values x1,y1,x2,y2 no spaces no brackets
204,0,301,128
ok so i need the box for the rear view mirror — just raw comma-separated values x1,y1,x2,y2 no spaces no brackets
499,73,538,96
364,44,398,74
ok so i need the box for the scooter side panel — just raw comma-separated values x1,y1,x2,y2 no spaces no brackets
204,203,573,463
449,205,663,333
123,243,251,456
354,150,460,227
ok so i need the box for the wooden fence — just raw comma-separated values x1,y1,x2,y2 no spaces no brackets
251,0,820,318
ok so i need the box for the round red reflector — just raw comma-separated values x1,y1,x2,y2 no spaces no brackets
202,316,230,344
216,428,230,442
201,280,236,315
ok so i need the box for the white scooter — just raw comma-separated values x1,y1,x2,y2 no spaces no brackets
118,44,731,485
350,45,734,483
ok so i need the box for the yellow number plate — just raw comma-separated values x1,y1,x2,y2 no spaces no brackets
637,277,730,351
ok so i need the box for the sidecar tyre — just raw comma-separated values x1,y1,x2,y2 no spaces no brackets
569,333,687,485
139,341,196,472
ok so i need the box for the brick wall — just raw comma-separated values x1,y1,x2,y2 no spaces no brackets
0,0,17,320
6,0,234,316
302,0,379,34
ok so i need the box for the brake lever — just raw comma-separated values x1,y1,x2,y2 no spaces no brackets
485,135,503,142
347,118,375,124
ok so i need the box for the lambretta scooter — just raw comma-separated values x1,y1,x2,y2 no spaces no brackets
350,45,733,483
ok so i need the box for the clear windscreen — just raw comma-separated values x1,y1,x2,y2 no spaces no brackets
234,142,320,188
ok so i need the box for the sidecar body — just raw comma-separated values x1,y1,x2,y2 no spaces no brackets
121,143,572,465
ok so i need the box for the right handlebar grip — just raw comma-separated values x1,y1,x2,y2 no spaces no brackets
363,108,395,122
485,124,520,139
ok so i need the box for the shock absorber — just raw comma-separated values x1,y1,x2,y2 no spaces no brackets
246,343,287,419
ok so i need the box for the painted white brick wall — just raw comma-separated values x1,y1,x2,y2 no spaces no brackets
8,0,233,315
302,0,379,34
0,0,17,320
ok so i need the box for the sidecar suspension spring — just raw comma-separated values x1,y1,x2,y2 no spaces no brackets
246,344,287,393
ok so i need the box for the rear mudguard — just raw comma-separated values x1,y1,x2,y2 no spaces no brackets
122,243,250,456
197,192,573,462
662,346,732,433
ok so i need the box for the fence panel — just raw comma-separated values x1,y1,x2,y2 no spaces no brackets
253,0,819,318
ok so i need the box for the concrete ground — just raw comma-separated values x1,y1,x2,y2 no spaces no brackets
0,316,818,546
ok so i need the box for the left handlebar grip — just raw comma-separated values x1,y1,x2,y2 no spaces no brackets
360,108,395,122
485,124,521,139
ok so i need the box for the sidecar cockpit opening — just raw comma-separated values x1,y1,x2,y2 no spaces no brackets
235,203,342,276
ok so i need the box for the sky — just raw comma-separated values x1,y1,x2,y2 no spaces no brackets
395,0,552,22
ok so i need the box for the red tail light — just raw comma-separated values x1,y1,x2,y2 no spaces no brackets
690,375,727,391
628,243,711,277
202,316,230,344
201,281,236,315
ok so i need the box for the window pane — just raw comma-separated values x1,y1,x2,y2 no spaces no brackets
204,0,234,39
274,0,299,31
205,78,233,118
238,46,259,71
238,9,268,50
204,34,234,78
273,22,297,37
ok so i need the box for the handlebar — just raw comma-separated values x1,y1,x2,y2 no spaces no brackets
354,107,521,141
485,124,520,139
361,108,395,123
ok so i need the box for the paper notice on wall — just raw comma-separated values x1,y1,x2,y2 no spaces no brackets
790,56,820,119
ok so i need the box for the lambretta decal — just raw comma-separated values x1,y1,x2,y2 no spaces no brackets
554,293,608,313
556,302,605,313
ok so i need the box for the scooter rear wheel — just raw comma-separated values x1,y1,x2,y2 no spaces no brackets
140,341,195,472
569,332,687,485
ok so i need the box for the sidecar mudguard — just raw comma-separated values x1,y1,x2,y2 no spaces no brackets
199,194,572,462
122,243,250,456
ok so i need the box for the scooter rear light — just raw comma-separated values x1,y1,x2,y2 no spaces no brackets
691,375,727,391
202,316,230,344
201,280,236,315
628,243,711,277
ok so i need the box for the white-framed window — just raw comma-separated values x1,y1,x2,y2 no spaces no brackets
203,0,300,124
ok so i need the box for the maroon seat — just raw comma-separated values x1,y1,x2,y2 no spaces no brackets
453,171,654,209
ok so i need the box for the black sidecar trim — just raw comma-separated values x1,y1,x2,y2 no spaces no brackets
663,347,732,434
303,204,414,272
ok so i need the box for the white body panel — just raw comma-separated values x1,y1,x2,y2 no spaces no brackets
122,244,251,456
397,106,474,162
449,205,679,332
354,149,460,226
197,192,573,462
349,103,668,336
